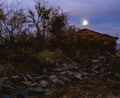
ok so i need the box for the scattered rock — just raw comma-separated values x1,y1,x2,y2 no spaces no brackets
16,90,29,98
40,80,49,87
92,59,100,63
19,73,27,81
42,68,48,76
59,76,69,81
21,81,32,86
28,86,52,95
0,60,109,97
73,73,82,80
0,93,12,98
26,74,33,81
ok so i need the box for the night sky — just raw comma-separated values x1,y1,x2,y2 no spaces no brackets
8,0,120,42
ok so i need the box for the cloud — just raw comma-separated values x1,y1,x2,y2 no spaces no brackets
49,0,120,17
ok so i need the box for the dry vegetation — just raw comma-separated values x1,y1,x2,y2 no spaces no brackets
0,0,120,98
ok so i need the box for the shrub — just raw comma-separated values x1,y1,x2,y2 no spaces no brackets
116,49,120,57
0,64,15,76
36,49,65,67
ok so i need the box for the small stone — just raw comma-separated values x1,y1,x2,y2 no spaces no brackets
21,81,32,85
0,93,12,98
40,80,49,87
16,90,29,98
73,73,82,80
26,74,33,81
43,89,52,95
19,73,27,81
92,59,100,63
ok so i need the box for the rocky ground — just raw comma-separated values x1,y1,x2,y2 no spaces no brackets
0,56,120,98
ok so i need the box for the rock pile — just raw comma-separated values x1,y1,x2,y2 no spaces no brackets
0,60,106,98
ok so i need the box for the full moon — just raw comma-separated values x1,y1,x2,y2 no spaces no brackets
82,20,89,26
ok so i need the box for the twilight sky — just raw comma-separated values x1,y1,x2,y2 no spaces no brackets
7,0,120,42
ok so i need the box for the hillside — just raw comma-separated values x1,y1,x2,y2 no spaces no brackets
61,29,118,59
0,1,119,97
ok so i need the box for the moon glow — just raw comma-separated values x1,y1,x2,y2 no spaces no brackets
82,20,89,26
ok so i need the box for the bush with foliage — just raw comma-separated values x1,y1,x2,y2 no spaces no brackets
36,49,65,67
